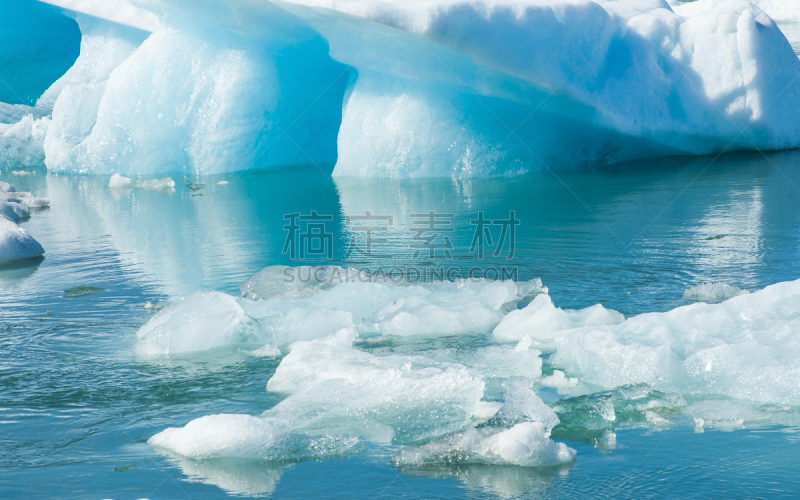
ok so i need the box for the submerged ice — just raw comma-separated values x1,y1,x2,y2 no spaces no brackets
3,0,800,176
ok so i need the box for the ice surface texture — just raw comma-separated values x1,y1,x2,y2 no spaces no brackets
3,0,800,176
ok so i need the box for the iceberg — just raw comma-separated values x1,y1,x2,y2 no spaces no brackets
1,0,799,176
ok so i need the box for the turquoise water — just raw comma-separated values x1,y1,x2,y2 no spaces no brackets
3,149,800,498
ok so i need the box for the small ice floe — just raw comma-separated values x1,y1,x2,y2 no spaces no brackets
683,282,747,303
185,182,206,191
0,180,47,264
217,180,229,185
540,370,579,390
143,302,163,311
10,170,34,176
63,286,104,298
148,414,361,461
0,216,44,264
109,173,175,193
246,345,282,358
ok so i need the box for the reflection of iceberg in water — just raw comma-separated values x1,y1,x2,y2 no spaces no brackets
163,455,291,497
399,462,573,499
688,185,764,280
41,169,345,298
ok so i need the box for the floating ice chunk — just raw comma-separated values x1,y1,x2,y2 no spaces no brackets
10,170,35,176
645,411,674,429
540,370,579,390
0,216,45,264
493,294,624,347
217,180,229,185
393,422,576,468
240,266,545,344
683,400,770,430
246,345,282,358
683,282,748,303
495,379,561,431
552,385,686,439
0,182,13,192
143,302,162,311
108,173,175,192
240,265,344,300
551,279,800,405
0,200,30,221
148,414,360,461
0,191,50,209
135,292,252,356
265,329,486,443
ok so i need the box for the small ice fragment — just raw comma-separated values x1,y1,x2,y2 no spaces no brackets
109,173,175,192
593,430,617,450
472,401,502,423
540,370,579,389
217,180,229,185
693,417,705,433
247,345,282,358
185,182,206,191
63,286,104,298
393,422,576,467
683,283,747,303
10,170,34,176
143,302,163,311
0,182,14,192
645,411,673,429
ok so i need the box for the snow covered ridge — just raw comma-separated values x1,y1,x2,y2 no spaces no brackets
1,0,797,176
0,182,48,264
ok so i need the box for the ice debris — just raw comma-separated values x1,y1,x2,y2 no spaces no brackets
683,282,748,303
108,173,175,192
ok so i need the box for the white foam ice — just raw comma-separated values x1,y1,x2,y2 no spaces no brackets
549,279,800,406
264,328,488,443
148,413,361,460
493,294,624,347
683,282,748,303
108,173,175,192
135,292,252,356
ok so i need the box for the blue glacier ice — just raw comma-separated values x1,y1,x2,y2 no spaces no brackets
2,0,800,176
